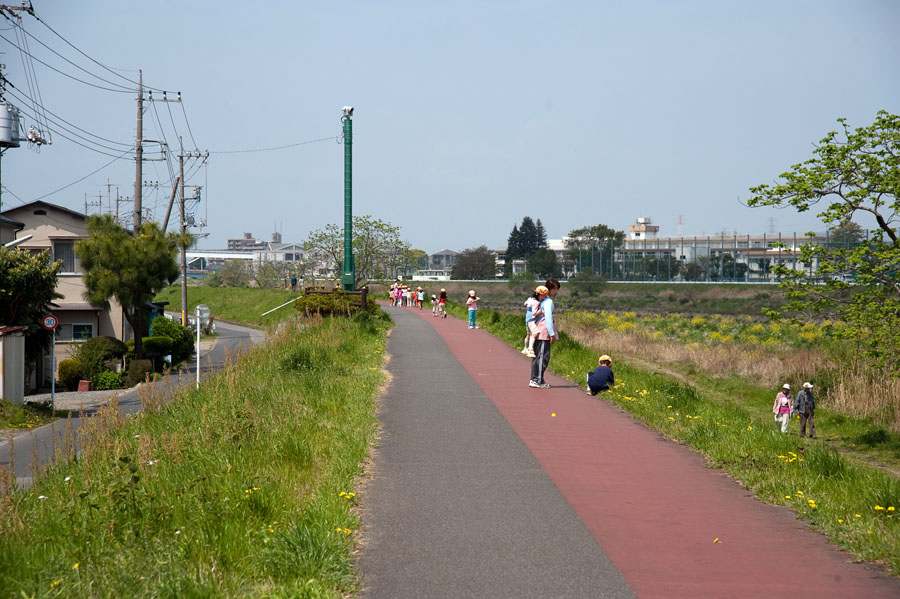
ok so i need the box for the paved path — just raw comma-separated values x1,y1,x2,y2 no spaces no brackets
358,305,900,598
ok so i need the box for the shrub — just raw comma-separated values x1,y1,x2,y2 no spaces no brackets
92,370,123,390
124,359,153,388
149,316,194,363
76,336,127,380
125,336,175,361
57,358,83,391
294,290,376,317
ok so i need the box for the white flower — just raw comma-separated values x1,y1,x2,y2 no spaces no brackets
134,434,140,438
38,495,47,500
64,476,71,482
147,460,156,466
175,530,181,535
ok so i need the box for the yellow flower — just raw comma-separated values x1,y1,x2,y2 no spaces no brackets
838,519,844,523
867,530,873,534
785,496,791,499
668,417,675,421
747,426,752,431
72,563,79,570
888,506,896,512
51,579,62,587
855,514,861,518
269,528,274,533
874,505,885,511
796,491,803,496
713,538,719,543
336,527,343,532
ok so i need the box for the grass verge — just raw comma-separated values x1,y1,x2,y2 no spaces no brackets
153,285,298,328
0,311,391,597
0,400,64,432
446,302,900,575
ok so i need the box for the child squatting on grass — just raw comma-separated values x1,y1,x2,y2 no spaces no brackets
587,355,615,395
521,285,548,358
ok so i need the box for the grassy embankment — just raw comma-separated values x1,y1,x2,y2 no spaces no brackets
153,285,299,328
369,281,786,316
0,311,390,597
445,302,900,575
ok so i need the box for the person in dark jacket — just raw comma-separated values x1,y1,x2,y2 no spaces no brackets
587,355,615,395
794,382,816,438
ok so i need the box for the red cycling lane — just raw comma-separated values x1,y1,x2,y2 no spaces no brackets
400,304,900,599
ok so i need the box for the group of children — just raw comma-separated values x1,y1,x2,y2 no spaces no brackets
388,284,426,309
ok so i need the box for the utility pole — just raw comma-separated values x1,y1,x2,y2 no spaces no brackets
341,106,354,291
133,70,143,232
179,137,188,326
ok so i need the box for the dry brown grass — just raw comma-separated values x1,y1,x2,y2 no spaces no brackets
828,363,900,427
560,314,828,389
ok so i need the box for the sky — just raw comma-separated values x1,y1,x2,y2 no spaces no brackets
2,0,898,254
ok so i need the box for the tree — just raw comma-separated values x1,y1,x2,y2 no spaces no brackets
451,246,496,280
565,224,625,278
254,261,289,289
506,217,548,276
747,111,900,373
0,247,62,374
208,259,251,287
76,215,180,360
304,215,406,288
529,248,560,279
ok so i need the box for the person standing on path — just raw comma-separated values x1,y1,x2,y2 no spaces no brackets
773,383,793,433
466,290,480,328
530,278,560,388
521,285,547,358
438,288,448,318
794,381,816,438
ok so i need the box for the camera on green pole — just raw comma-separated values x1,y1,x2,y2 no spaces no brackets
341,106,355,291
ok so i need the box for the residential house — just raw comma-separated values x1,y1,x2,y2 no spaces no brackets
1,201,129,389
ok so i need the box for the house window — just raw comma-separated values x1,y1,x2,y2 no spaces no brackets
53,240,80,273
58,323,94,341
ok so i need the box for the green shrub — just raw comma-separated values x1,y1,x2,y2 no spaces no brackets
149,316,194,362
57,358,83,391
76,336,127,380
294,290,376,317
124,359,153,387
125,336,175,360
92,370,123,390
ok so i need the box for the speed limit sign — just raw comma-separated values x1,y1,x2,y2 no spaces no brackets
41,314,58,330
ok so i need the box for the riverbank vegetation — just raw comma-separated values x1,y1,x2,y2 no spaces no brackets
0,312,388,597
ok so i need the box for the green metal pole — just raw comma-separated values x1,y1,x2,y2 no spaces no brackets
342,111,354,290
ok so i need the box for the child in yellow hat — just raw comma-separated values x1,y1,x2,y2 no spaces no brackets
587,355,615,395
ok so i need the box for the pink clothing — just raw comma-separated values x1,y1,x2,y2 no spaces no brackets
466,297,478,310
773,392,793,414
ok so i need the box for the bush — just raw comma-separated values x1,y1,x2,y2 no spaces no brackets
92,370,123,390
149,316,194,363
125,336,175,360
57,358,83,391
124,359,153,388
76,336,127,380
294,290,377,317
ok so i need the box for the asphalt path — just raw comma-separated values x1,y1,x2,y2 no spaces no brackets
0,320,264,489
358,305,635,599
358,304,900,598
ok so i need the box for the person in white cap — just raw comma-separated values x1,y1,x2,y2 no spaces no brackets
794,382,816,438
772,383,793,433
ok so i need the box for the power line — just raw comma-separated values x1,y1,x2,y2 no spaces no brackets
180,100,198,149
10,97,137,155
210,136,338,154
6,149,132,203
0,30,133,93
30,10,168,93
4,85,132,147
5,14,134,92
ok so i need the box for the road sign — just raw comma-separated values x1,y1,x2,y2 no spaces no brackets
41,314,58,330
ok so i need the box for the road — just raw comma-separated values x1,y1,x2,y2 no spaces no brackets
0,320,264,489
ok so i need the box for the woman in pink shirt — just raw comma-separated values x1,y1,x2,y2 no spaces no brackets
772,383,793,433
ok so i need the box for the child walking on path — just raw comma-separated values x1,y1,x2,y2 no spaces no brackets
438,288,447,318
587,355,615,395
521,286,548,358
773,383,794,433
431,294,438,316
466,290,480,329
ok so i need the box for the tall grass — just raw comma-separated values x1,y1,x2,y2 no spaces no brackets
446,303,900,575
0,311,390,597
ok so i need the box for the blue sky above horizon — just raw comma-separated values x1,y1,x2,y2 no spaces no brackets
2,0,898,253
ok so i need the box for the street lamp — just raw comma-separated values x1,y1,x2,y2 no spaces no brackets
341,106,355,290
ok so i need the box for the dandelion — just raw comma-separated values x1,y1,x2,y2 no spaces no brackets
838,519,844,524
889,507,896,512
867,530,873,534
785,496,791,499
796,491,804,496
747,426,752,431
51,579,62,587
855,514,861,518
269,528,275,533
668,417,675,421
336,527,343,532
72,563,79,570
344,528,352,534
874,505,885,511
713,538,719,543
